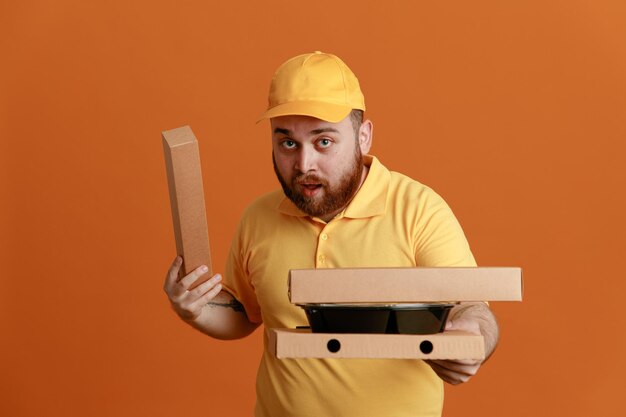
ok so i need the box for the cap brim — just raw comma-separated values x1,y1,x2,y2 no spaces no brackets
257,101,356,124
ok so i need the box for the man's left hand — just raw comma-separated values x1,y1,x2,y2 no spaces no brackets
426,316,486,385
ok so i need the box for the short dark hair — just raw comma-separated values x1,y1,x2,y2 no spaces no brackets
349,109,363,137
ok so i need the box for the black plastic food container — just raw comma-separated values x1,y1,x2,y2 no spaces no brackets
299,303,455,334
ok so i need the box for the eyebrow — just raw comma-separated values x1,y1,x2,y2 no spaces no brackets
310,127,339,135
273,127,340,136
274,127,291,135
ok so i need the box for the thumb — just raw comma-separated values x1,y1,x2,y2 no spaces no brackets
445,317,481,335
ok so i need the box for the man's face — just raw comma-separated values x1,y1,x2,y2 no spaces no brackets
271,114,367,221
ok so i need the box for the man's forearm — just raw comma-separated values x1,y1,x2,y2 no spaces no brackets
183,291,260,340
449,302,499,360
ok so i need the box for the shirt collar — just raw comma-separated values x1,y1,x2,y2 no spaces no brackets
277,155,390,220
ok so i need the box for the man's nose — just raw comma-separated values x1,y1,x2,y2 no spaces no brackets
295,147,317,173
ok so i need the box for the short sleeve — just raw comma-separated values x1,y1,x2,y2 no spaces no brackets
221,218,263,324
413,189,477,267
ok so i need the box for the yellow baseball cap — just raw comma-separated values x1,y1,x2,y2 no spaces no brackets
258,51,366,123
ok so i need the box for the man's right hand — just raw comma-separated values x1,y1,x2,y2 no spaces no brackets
163,256,260,340
163,256,223,322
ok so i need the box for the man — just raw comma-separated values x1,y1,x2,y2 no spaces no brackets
164,51,499,417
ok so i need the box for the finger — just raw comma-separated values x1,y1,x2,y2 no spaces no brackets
188,282,223,311
164,256,183,290
446,317,481,335
186,274,223,301
177,265,211,291
428,359,480,377
427,361,469,385
430,359,480,367
428,360,479,384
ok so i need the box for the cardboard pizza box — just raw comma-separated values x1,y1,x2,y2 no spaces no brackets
269,328,485,360
289,267,523,303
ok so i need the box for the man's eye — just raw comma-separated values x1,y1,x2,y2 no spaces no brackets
318,139,332,148
282,140,296,149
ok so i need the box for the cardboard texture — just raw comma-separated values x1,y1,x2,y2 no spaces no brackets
289,267,523,303
162,125,212,289
269,329,485,360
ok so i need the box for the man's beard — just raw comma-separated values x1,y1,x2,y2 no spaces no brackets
273,145,364,219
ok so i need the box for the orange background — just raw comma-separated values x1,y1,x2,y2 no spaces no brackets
1,1,625,416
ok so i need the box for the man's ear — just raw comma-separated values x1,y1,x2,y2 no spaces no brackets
358,119,373,154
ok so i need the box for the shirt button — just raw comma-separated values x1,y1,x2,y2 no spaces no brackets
318,255,326,263
321,233,328,241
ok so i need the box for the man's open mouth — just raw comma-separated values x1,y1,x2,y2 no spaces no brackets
298,182,323,197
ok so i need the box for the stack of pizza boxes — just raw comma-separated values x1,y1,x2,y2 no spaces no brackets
272,267,522,360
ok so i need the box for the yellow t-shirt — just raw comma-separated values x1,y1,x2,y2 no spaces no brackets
222,155,476,417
